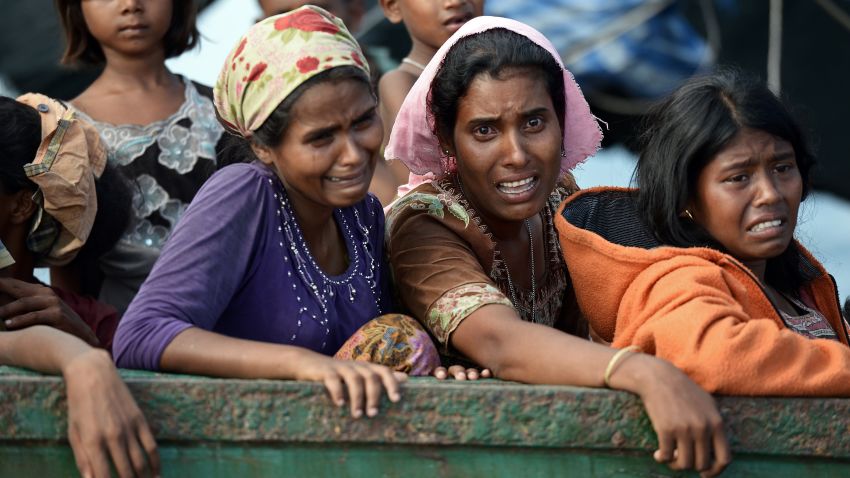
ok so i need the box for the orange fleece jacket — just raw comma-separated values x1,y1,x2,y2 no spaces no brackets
556,187,850,396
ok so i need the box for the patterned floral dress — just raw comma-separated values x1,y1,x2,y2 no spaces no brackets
75,79,227,314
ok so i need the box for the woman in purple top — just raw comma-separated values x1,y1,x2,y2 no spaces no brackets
113,7,440,419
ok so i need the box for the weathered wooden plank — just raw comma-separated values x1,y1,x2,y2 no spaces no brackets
2,366,849,476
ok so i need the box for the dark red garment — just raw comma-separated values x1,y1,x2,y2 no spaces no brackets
52,287,119,353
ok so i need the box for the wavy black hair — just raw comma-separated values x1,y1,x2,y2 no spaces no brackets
635,68,817,292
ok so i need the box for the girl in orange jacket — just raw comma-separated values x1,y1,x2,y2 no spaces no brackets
556,69,850,396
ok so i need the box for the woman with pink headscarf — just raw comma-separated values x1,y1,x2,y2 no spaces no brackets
386,17,731,475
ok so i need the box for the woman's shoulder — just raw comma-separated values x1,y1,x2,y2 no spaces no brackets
194,162,276,203
385,179,496,267
386,179,473,230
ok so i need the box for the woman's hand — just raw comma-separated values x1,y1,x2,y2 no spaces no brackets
62,349,159,478
618,354,731,477
295,353,407,418
0,278,99,347
433,365,492,381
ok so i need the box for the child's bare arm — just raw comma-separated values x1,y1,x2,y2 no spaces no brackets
379,69,418,146
370,70,419,203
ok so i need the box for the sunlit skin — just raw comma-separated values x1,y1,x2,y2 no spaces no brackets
689,128,803,286
252,78,382,275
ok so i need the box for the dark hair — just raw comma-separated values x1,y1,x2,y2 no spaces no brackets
0,97,131,267
635,68,816,292
428,28,566,151
55,0,200,66
0,97,41,195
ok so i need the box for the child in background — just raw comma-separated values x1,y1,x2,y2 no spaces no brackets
55,0,228,315
370,0,484,205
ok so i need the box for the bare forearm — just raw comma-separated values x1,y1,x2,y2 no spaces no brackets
159,327,318,379
0,326,95,375
451,305,658,394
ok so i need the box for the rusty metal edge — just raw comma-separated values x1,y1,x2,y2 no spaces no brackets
1,367,848,458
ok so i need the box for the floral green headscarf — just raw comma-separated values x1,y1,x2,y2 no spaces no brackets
214,5,369,138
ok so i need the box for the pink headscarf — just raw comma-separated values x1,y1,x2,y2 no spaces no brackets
385,16,602,185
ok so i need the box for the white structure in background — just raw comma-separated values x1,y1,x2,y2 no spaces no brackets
167,0,261,86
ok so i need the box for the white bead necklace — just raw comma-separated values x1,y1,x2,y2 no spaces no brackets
401,57,427,72
268,177,383,349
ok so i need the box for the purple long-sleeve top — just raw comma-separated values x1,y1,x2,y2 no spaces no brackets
113,162,393,370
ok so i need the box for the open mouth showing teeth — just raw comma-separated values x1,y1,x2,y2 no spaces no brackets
749,219,783,233
326,172,363,183
496,177,536,194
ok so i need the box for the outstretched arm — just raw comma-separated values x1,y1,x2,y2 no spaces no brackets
452,306,730,476
0,326,158,478
387,209,729,476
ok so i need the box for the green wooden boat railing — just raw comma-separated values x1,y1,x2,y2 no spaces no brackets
1,366,848,476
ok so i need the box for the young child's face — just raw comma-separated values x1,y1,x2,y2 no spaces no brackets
81,0,173,57
389,0,484,50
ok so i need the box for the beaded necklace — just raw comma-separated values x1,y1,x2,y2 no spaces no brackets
268,177,383,348
457,177,537,322
401,57,427,72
